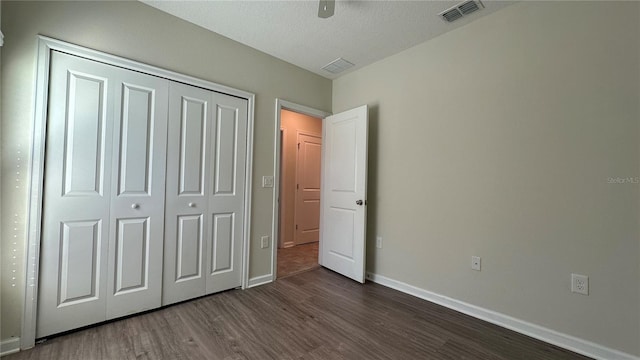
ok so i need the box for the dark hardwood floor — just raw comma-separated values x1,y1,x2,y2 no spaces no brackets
277,242,319,278
7,268,591,360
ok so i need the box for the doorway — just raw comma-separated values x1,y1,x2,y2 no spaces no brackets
271,100,369,283
272,100,331,279
278,109,322,277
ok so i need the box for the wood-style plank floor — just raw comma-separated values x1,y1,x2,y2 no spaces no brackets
277,242,319,279
7,268,591,360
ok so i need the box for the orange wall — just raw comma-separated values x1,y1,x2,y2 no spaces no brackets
279,110,322,248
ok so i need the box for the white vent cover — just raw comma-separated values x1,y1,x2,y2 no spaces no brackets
322,58,355,74
439,0,484,23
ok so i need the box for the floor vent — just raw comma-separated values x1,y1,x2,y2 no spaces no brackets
322,58,354,74
439,0,484,23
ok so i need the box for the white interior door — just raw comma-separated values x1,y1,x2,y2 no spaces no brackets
38,52,115,337
163,82,212,305
294,133,322,245
106,69,169,319
319,105,368,283
38,52,170,336
205,92,248,294
163,85,248,304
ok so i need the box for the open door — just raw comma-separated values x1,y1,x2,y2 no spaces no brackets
319,105,368,283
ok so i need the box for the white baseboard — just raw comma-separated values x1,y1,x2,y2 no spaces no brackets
366,272,639,360
247,274,273,288
0,337,20,357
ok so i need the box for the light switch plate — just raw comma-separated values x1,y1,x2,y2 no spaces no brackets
262,176,274,188
260,236,270,249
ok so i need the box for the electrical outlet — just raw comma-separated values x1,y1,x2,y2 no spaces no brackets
260,235,270,249
376,236,383,249
471,256,481,271
571,273,589,295
262,176,274,188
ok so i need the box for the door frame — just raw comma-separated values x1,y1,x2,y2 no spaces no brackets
278,128,292,249
272,100,330,279
23,36,255,349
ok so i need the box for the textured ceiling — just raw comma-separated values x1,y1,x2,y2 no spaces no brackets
142,0,515,79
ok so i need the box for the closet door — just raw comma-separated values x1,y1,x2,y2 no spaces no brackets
38,51,170,336
163,82,212,305
37,52,117,337
163,85,248,304
206,93,248,294
106,70,169,319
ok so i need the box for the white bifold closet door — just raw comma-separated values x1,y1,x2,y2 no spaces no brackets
163,82,248,305
37,52,168,337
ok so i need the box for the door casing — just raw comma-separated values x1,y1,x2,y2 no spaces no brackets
23,36,255,349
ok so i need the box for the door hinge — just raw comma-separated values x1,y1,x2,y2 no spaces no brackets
296,184,299,190
297,143,300,149
296,224,298,230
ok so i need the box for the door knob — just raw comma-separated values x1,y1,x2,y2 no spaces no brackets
131,203,140,209
188,202,196,208
356,200,363,206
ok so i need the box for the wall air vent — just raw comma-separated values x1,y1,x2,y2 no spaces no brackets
322,58,355,74
439,0,484,23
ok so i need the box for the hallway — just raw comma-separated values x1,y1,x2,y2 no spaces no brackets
277,242,319,279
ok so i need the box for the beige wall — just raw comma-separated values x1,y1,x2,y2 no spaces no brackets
279,110,322,248
333,1,639,356
0,0,331,341
2,0,638,356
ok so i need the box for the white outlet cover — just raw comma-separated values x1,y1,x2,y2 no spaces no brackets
571,273,589,295
471,256,481,271
376,236,382,249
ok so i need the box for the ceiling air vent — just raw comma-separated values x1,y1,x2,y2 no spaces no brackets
322,58,354,74
439,0,484,23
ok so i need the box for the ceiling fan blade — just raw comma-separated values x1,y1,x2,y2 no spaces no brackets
318,0,335,18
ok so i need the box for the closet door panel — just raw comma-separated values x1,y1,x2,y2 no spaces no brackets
62,73,108,196
176,214,203,280
106,71,169,319
211,213,234,273
206,93,248,294
178,97,207,195
113,218,148,292
116,84,156,194
212,105,237,195
37,52,116,338
58,220,102,304
163,82,212,305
